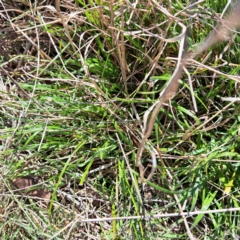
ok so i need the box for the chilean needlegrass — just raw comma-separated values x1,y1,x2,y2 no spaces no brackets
1,0,240,239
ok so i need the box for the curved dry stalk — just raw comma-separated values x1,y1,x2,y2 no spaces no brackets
136,20,187,181
137,0,240,182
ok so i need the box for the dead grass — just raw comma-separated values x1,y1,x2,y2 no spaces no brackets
0,0,240,239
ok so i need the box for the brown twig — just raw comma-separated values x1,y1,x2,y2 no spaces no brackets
137,0,240,181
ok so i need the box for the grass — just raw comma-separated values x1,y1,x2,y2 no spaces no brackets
0,0,240,239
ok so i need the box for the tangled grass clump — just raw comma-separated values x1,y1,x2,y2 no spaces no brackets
0,0,240,239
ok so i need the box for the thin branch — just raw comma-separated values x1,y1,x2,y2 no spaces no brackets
137,0,240,182
80,207,240,222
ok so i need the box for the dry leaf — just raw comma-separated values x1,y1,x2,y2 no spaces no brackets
11,176,51,205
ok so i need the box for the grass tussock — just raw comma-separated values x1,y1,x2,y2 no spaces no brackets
0,0,240,239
